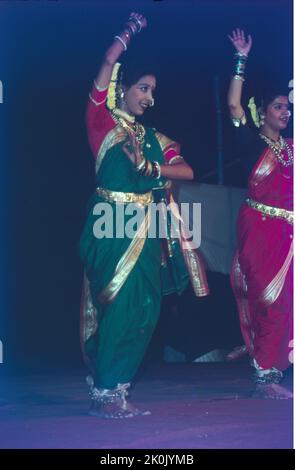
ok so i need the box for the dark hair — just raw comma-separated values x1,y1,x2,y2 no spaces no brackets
120,54,157,89
258,88,289,112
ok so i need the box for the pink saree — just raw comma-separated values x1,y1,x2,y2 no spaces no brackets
231,140,293,371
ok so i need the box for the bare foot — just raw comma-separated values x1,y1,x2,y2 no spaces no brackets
252,383,293,400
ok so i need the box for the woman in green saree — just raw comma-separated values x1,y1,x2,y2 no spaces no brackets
80,12,209,418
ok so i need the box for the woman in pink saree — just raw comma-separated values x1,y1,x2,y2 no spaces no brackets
227,29,293,398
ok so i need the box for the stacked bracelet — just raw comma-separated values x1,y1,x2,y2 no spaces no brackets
135,158,146,172
135,159,161,179
127,16,142,33
114,17,142,52
233,74,245,82
116,16,142,52
234,52,247,78
151,161,161,179
136,158,150,176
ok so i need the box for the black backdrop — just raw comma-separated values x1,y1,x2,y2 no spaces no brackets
0,0,292,371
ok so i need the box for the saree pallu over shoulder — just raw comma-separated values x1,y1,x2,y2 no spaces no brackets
249,147,277,189
249,137,293,187
154,131,183,164
248,143,293,209
155,131,180,155
95,125,126,174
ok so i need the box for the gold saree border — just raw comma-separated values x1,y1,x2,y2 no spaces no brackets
98,210,151,304
95,126,126,174
181,248,210,297
250,147,277,187
260,240,293,306
80,274,98,347
248,145,293,305
169,192,209,297
155,131,180,155
96,186,153,205
245,198,293,225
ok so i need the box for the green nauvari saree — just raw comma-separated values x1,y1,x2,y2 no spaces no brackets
80,126,208,389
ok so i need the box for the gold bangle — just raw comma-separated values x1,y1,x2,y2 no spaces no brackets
135,158,146,172
144,160,153,177
231,112,247,127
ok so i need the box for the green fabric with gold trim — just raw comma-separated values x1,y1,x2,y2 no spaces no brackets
79,127,189,389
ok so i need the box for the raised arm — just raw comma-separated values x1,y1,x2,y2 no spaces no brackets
227,28,252,120
86,13,147,157
95,12,147,91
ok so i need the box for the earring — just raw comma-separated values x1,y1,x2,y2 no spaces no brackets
259,114,265,127
117,84,125,103
150,98,154,107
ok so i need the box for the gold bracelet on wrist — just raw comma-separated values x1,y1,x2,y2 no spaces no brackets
233,74,245,82
143,160,153,177
114,35,127,51
135,158,146,172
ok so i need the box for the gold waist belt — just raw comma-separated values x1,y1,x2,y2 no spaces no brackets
96,186,153,206
246,198,293,225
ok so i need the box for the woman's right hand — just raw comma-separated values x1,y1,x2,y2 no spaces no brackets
122,134,144,168
228,28,252,56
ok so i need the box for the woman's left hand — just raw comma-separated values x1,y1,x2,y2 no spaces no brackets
122,134,144,168
126,12,147,33
228,28,252,56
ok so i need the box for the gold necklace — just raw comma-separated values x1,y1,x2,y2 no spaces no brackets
111,110,145,145
259,134,293,167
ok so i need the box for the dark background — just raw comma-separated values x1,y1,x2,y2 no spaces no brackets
0,0,292,372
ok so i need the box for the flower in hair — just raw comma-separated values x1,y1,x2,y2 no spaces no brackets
106,62,121,111
248,96,260,128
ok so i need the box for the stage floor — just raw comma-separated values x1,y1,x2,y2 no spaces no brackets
0,363,293,449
